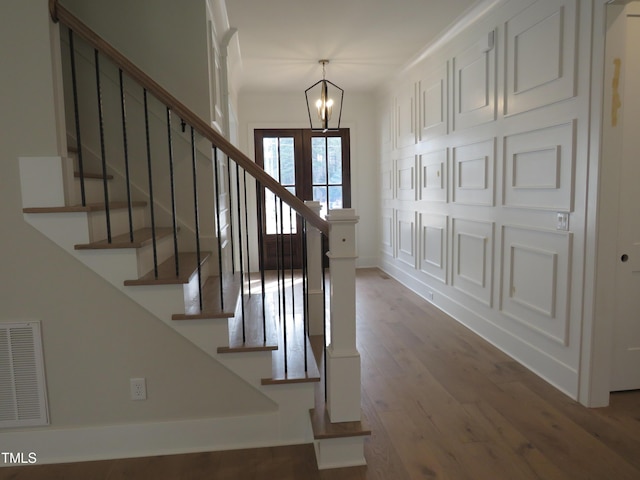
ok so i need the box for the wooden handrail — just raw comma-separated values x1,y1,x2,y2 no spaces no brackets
49,1,329,236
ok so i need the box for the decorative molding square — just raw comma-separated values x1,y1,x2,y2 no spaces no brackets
453,138,496,206
503,121,576,211
419,62,448,141
452,218,494,306
453,31,496,130
380,161,394,200
395,82,417,149
500,225,573,345
395,210,417,269
380,208,394,256
418,213,448,284
504,0,578,115
396,156,418,201
419,149,448,203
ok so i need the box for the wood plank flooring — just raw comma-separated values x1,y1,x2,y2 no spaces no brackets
3,268,639,479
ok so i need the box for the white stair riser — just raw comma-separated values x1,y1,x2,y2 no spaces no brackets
172,321,230,357
262,384,315,441
73,178,110,205
217,351,274,387
87,206,146,242
136,234,176,278
181,258,212,307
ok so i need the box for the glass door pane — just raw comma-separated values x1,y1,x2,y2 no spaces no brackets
263,137,296,234
310,134,345,218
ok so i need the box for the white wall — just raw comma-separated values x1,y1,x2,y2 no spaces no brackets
61,0,211,122
375,0,606,403
0,0,275,461
237,91,379,268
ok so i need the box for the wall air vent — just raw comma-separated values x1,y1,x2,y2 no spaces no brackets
0,321,49,428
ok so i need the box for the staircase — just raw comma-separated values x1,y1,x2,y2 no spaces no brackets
16,0,369,470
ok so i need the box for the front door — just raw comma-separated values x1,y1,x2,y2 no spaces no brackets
254,128,350,270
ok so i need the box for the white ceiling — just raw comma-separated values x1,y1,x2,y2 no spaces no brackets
225,0,480,93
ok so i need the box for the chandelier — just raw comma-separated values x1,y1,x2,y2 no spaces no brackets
305,60,344,132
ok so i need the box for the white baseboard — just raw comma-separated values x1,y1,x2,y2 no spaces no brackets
1,412,291,466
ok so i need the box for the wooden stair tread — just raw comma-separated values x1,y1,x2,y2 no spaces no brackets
23,200,146,214
262,335,321,385
74,171,114,180
124,251,210,286
173,273,241,320
75,227,174,250
218,293,278,353
309,407,372,440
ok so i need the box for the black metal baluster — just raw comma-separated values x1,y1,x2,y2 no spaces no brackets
275,191,282,322
226,155,235,274
243,170,251,296
235,161,245,343
289,205,295,321
302,217,309,373
166,108,179,277
324,137,330,219
94,49,111,243
322,253,327,401
256,180,267,343
118,69,134,242
68,29,86,207
276,137,288,374
143,89,159,278
191,127,203,311
279,197,288,374
213,147,225,310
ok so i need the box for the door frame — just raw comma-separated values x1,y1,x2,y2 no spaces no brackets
253,127,351,270
582,0,636,407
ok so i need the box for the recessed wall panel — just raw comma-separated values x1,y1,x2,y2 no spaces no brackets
381,208,394,256
501,226,572,345
505,0,577,115
419,63,448,141
452,218,494,306
504,121,575,210
453,139,495,206
396,156,417,201
419,149,448,203
454,32,496,130
396,210,417,268
419,214,448,284
381,161,393,200
395,83,416,148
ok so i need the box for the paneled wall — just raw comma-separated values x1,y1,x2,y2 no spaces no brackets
377,0,594,399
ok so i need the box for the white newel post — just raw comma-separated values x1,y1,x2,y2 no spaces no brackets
305,201,325,336
326,208,361,422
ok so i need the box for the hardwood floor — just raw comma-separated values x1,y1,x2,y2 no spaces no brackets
3,268,639,479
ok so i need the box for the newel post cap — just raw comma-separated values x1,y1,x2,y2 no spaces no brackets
326,208,359,223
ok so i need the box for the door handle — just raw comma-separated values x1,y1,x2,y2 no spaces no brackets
621,254,629,262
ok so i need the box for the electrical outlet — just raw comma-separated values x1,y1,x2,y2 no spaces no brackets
130,377,146,401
